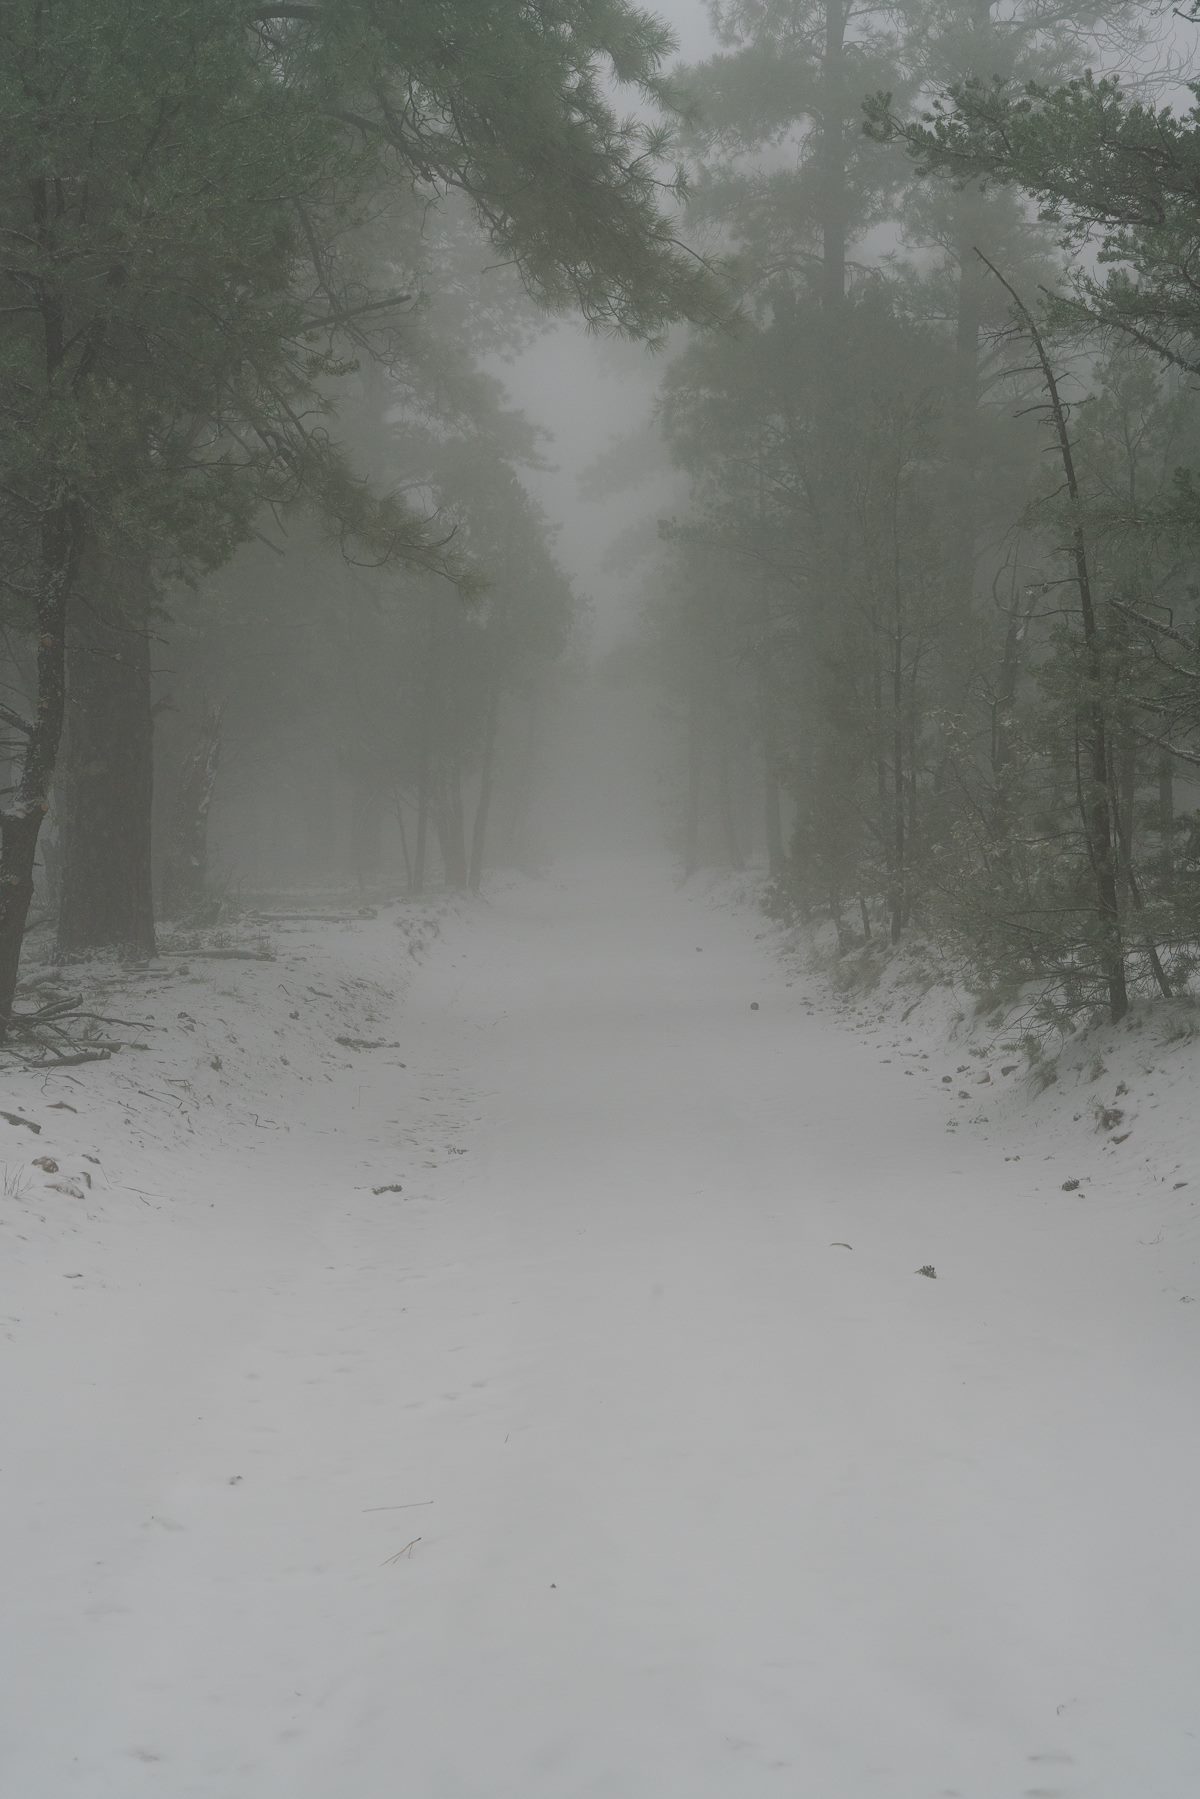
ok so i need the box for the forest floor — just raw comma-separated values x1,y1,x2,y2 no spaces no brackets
2,860,1198,1798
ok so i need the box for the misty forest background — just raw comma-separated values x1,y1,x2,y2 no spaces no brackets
6,0,1200,1050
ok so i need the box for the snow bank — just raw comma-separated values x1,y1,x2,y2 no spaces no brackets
1,900,458,1277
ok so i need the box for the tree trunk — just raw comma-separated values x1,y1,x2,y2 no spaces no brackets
0,501,84,1036
0,811,47,1036
162,699,223,919
980,254,1127,1021
1116,728,1136,880
0,198,87,1033
1158,753,1174,887
57,550,157,957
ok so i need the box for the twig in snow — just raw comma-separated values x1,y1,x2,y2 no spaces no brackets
381,1537,421,1565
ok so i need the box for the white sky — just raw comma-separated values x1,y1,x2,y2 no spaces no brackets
656,0,716,58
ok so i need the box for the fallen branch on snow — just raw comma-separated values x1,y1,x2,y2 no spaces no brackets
1,993,155,1066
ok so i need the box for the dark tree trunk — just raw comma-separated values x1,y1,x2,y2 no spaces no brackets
0,810,46,1034
162,699,223,919
57,552,157,957
0,634,34,819
0,502,85,1037
0,190,89,1033
1158,753,1175,887
1116,729,1136,879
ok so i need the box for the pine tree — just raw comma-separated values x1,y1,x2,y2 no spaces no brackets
0,0,721,1030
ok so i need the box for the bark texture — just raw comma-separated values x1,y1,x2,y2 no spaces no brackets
57,553,156,957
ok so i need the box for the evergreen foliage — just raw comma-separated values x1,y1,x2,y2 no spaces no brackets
0,0,721,1030
638,0,1200,1026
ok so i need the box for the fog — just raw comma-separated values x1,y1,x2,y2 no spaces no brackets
4,2,1200,1794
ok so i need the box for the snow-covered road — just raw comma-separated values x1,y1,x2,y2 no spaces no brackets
3,865,1198,1797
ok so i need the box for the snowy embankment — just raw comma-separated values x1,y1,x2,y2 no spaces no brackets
3,866,1198,1798
760,890,1200,1268
2,898,454,1278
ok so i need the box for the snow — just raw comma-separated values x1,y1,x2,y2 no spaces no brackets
2,862,1198,1797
